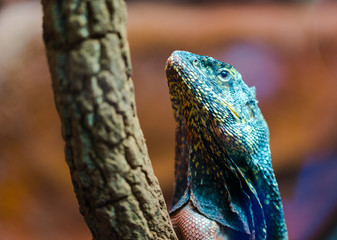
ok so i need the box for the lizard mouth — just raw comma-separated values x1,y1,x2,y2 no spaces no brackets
165,54,176,68
165,53,185,76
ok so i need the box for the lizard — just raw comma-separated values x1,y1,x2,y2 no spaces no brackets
165,51,288,240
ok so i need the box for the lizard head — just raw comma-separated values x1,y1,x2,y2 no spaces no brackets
166,50,269,157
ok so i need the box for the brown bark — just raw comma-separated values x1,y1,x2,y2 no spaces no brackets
41,0,177,239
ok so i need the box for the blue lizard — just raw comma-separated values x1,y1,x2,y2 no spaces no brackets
166,51,288,240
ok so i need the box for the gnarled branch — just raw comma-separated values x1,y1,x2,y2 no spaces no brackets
41,0,177,239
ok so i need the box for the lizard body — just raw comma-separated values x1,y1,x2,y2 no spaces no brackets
165,51,288,240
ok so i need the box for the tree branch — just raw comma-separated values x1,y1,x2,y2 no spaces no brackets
41,0,177,239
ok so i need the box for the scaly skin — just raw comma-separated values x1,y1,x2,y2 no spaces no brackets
165,51,288,240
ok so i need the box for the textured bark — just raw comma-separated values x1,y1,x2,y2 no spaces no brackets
41,1,177,239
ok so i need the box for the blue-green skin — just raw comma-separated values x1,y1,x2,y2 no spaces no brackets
166,51,288,239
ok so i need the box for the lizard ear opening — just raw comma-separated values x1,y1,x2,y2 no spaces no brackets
250,86,256,98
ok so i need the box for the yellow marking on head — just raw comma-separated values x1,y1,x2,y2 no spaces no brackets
228,67,237,78
227,104,240,119
218,96,240,120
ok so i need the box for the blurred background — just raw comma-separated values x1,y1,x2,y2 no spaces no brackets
0,0,337,239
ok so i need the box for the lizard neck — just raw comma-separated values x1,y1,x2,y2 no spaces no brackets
172,114,287,239
172,115,263,238
232,142,288,239
250,148,288,239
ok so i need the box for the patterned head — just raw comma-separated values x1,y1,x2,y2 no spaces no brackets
165,50,269,157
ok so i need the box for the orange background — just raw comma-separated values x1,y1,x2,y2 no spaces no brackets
0,1,337,239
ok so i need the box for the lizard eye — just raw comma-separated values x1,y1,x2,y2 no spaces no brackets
217,69,231,82
192,59,199,67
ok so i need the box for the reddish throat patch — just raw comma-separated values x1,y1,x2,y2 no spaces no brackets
170,201,229,240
